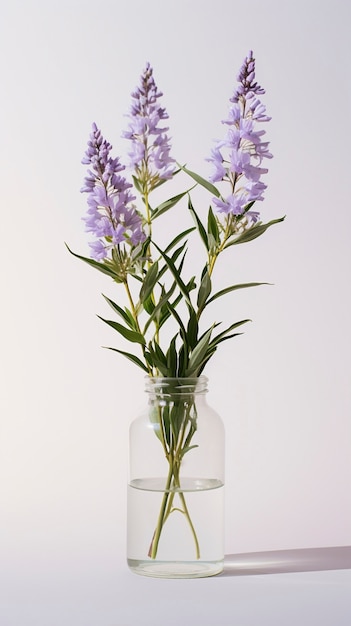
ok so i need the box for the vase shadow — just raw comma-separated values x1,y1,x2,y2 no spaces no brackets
221,546,351,577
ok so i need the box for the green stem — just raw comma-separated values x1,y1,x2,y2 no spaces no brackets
123,277,153,375
148,457,174,558
148,403,200,560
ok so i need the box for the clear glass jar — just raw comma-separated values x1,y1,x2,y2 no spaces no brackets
127,376,225,578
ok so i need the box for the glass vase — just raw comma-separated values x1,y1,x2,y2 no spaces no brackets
127,376,225,578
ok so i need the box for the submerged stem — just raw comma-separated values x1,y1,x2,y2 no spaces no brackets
148,396,200,560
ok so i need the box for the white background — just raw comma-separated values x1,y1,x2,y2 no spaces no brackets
0,1,350,624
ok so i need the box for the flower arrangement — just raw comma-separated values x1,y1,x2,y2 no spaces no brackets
68,51,284,562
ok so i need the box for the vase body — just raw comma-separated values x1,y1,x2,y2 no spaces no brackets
127,376,225,578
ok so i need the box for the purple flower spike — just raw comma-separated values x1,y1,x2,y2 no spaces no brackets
231,50,266,103
123,63,175,189
207,51,272,222
81,124,146,260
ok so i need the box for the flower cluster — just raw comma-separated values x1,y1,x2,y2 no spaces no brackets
81,123,146,260
73,53,283,367
122,62,175,192
207,50,272,224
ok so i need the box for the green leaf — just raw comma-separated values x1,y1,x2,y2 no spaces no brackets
166,300,187,341
152,189,195,219
149,406,163,442
188,196,209,251
139,261,159,304
143,281,177,334
132,175,143,194
207,206,220,245
206,282,268,306
197,269,212,311
164,227,196,254
142,294,156,316
185,326,214,377
153,243,194,308
180,164,221,197
186,308,199,351
147,342,169,376
179,444,199,459
210,319,251,348
103,347,149,372
65,244,119,280
166,335,178,376
225,216,286,247
102,294,137,330
97,316,146,345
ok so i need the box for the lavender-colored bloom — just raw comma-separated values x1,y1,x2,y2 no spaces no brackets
207,51,272,222
81,123,146,260
122,63,175,187
231,50,265,103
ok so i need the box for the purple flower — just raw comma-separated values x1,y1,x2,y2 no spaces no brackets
81,123,146,260
122,63,175,188
207,51,272,222
231,50,265,103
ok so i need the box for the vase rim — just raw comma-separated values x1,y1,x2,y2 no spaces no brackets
145,375,208,395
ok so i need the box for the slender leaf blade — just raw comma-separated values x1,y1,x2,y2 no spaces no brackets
65,244,119,280
225,217,286,247
103,347,149,372
102,294,136,330
197,269,212,310
97,316,146,344
139,261,159,304
185,326,214,376
180,165,221,197
206,282,269,306
153,242,194,308
188,196,209,251
164,227,196,253
152,189,194,219
207,206,220,245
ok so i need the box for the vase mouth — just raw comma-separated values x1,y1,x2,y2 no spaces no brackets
145,376,208,395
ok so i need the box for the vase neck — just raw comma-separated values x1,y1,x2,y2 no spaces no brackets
145,376,208,399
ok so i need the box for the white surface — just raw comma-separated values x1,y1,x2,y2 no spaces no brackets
0,0,351,623
1,560,350,626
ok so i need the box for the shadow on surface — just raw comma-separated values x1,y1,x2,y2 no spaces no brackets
221,546,351,576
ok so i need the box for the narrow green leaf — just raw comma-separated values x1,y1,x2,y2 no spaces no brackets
139,261,159,304
188,196,209,251
166,300,187,340
166,335,178,376
103,347,149,372
186,308,199,351
157,241,187,284
207,206,220,245
102,294,136,330
177,344,188,377
152,189,194,219
149,406,167,444
143,295,156,316
225,216,286,247
65,244,119,280
97,316,146,344
164,227,196,254
132,175,143,194
153,242,194,308
210,319,251,347
180,165,221,197
206,282,268,306
179,444,199,459
185,326,214,377
147,342,169,376
197,269,212,311
143,281,177,334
